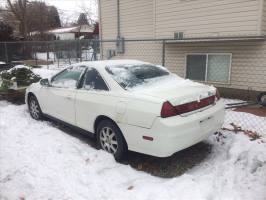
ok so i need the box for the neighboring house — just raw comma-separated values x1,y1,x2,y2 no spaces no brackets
98,0,266,100
48,24,95,40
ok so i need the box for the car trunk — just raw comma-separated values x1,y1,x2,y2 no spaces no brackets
141,84,214,103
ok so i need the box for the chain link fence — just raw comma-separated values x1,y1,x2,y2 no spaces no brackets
0,39,101,69
0,39,265,136
223,99,266,138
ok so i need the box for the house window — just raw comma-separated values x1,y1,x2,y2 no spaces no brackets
186,54,231,83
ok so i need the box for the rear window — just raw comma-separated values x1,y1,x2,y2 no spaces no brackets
105,64,170,89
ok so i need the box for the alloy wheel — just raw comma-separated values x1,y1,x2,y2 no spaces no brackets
30,99,40,119
99,127,118,154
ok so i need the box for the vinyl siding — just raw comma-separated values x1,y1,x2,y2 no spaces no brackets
100,0,264,39
155,0,261,38
164,41,266,91
262,0,266,34
119,0,154,38
100,0,117,39
100,0,154,39
112,41,162,64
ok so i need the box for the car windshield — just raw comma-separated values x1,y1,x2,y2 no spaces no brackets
105,64,170,89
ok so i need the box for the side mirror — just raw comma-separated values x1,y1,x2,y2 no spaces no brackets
40,78,50,86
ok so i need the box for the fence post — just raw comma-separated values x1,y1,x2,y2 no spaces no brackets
162,39,166,66
34,42,38,66
79,40,82,62
93,40,97,61
46,42,49,69
4,42,8,64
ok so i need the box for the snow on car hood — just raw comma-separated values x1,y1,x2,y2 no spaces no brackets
131,74,216,105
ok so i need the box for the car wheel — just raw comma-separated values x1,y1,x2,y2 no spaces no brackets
257,92,266,107
28,95,43,120
96,120,127,161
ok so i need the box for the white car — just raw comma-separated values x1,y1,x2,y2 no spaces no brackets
26,60,225,160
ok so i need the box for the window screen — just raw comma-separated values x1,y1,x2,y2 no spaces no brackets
186,55,206,81
186,54,231,83
207,55,230,82
84,68,108,91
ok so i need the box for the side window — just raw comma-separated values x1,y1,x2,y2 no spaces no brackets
84,68,109,91
51,66,85,88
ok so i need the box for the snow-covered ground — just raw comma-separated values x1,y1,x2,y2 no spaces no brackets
0,66,265,199
0,100,265,200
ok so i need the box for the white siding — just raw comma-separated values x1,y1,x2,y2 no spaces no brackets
114,41,162,64
155,0,261,38
120,0,154,38
165,41,266,91
100,0,117,39
100,0,264,39
262,0,266,34
100,0,154,39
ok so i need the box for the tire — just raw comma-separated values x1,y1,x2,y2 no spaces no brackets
96,119,127,161
257,92,266,107
28,95,43,120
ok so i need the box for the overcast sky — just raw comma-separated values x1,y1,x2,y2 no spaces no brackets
0,0,98,24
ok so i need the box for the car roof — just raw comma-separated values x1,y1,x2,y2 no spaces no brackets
72,59,149,69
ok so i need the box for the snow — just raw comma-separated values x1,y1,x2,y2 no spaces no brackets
105,62,197,90
51,79,77,88
6,65,30,73
225,109,266,135
0,61,6,65
32,68,59,79
36,52,55,61
0,101,266,200
48,26,79,34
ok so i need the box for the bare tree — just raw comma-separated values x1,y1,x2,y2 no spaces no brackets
6,0,28,38
4,0,61,40
78,0,98,25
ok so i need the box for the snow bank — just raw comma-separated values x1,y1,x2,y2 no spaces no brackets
0,101,265,200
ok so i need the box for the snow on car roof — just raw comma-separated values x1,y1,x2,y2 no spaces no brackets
72,59,149,69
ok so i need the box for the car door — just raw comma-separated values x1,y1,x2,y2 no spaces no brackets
75,67,113,132
38,66,85,125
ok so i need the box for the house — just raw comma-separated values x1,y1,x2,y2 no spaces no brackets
98,0,266,100
48,24,95,40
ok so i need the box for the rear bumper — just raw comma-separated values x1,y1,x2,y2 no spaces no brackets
119,100,225,157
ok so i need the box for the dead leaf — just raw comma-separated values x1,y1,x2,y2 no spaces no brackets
85,158,90,164
137,164,142,170
127,186,134,190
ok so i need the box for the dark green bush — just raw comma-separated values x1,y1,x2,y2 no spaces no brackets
0,66,41,90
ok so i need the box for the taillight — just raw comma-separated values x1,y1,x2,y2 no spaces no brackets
161,95,216,118
215,89,220,101
161,101,177,118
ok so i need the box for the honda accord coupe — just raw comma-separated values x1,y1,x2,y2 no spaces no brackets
26,60,225,160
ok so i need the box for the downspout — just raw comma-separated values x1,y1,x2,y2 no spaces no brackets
98,0,103,59
116,0,124,54
117,0,120,38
